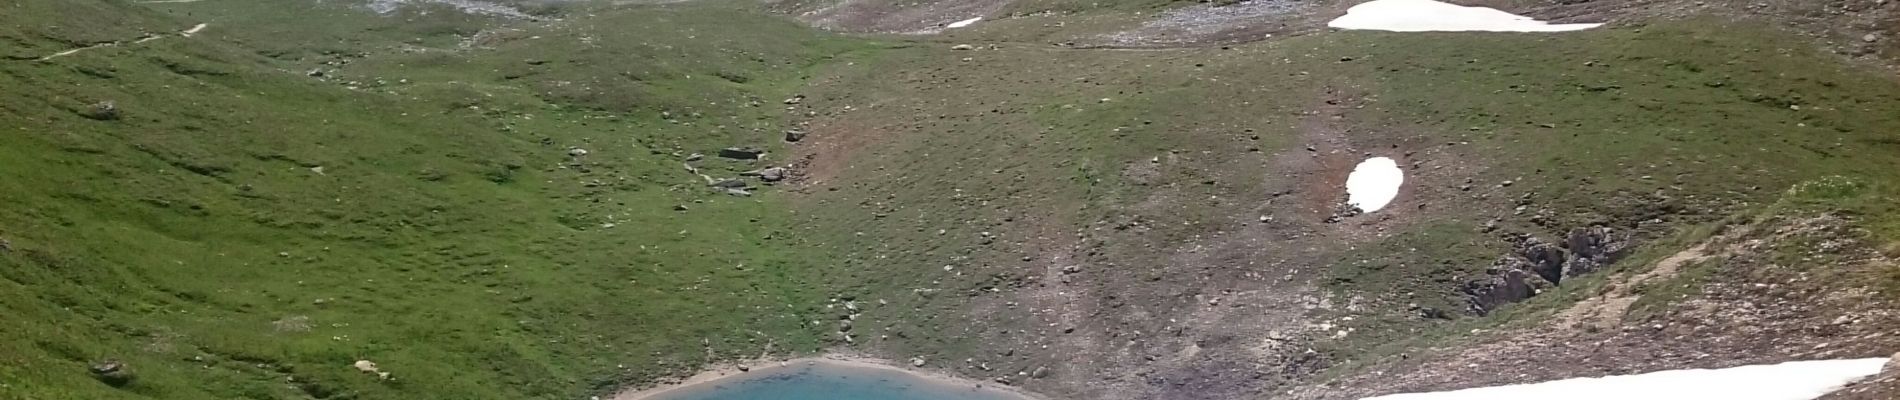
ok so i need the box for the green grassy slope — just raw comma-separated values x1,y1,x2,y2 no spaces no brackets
0,1,869,399
771,16,1900,395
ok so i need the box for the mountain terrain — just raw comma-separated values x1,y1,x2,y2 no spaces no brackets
3,0,1900,399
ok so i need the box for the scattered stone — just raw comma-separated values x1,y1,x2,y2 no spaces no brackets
710,179,748,189
83,101,119,121
784,129,807,142
674,205,690,211
783,95,804,105
567,148,589,157
352,360,392,380
724,188,753,197
1030,366,1049,379
89,359,134,387
911,357,927,367
685,153,704,162
306,68,326,78
1865,33,1881,43
951,44,975,50
742,167,788,182
718,147,765,160
1267,330,1288,341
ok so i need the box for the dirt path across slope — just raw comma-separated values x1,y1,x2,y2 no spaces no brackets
35,23,209,61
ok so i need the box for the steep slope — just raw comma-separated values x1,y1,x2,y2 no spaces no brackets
775,12,1900,400
0,1,868,399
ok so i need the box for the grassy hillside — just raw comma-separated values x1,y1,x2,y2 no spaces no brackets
5,0,1900,399
0,1,871,399
766,14,1900,398
1311,19,1900,353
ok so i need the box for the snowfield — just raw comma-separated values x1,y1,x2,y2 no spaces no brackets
1360,358,1889,400
1328,0,1602,32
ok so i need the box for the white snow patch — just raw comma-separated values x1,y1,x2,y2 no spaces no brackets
182,23,209,36
946,17,983,29
1361,358,1889,400
1345,157,1403,213
1327,0,1602,32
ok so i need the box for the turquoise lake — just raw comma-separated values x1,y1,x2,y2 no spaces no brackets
640,360,1040,400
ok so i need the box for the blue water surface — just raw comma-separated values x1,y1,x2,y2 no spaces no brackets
648,361,1036,400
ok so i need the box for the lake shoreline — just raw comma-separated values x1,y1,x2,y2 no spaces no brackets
610,353,1051,400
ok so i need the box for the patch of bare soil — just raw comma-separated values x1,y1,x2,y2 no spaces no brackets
1549,227,1741,331
1287,214,1900,399
787,110,888,187
768,0,1015,34
1034,79,1490,399
1097,0,1328,47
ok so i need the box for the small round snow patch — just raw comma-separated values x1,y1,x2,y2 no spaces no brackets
1328,0,1602,32
1346,157,1403,213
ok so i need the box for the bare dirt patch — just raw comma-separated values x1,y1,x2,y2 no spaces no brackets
771,0,1015,34
1549,228,1741,331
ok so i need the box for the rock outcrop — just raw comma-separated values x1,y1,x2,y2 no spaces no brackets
1463,226,1630,315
